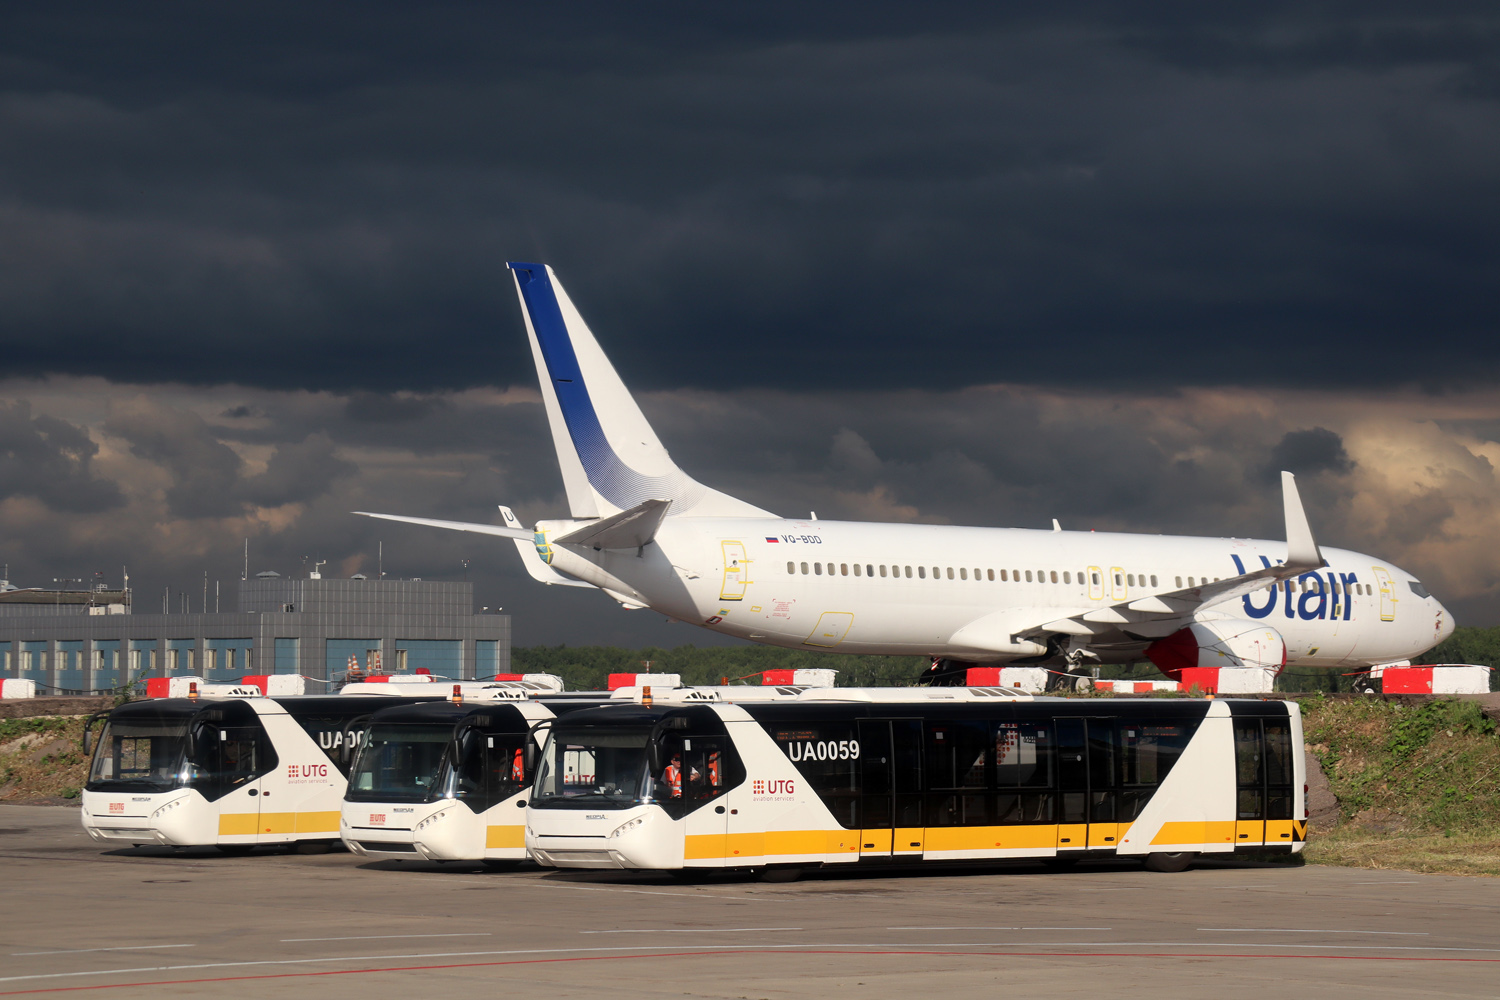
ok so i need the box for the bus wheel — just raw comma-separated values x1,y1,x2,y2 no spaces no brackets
218,845,254,856
1143,852,1196,873
758,867,802,883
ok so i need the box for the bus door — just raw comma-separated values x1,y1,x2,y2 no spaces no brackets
659,731,736,861
192,715,275,839
1233,716,1296,847
856,719,923,858
1055,718,1118,851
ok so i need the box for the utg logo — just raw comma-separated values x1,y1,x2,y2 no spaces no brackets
753,779,795,795
287,763,329,779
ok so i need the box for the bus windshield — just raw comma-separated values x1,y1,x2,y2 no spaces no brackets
346,724,453,802
531,726,653,809
88,719,191,792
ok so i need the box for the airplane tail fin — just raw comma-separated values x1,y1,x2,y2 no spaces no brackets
508,263,773,519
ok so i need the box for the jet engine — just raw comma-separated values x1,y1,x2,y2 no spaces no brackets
1145,619,1287,680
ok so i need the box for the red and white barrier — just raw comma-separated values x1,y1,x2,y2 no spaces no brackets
1377,664,1492,695
1093,679,1182,694
237,675,309,696
964,667,1052,693
761,669,837,688
608,673,681,691
1172,666,1278,694
1,678,36,699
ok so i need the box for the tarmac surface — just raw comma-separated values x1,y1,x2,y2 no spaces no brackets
2,804,1497,999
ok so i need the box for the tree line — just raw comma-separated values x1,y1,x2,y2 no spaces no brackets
511,625,1499,694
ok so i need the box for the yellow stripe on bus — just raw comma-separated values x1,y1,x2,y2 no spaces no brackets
923,825,1058,852
1151,821,1236,846
486,825,524,850
294,812,340,834
218,811,339,838
219,813,258,837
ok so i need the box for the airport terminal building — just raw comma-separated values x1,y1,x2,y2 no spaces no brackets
0,576,510,694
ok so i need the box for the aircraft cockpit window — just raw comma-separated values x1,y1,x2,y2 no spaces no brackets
1408,580,1430,599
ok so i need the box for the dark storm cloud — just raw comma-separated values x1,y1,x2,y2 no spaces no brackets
1263,426,1355,481
0,399,122,512
1,4,1497,393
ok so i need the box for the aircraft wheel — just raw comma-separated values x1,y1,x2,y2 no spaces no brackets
1143,851,1196,873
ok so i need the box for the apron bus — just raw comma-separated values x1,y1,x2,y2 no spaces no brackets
81,695,443,852
525,691,1305,876
339,686,815,863
341,699,556,864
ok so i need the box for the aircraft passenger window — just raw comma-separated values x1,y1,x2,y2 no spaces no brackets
918,566,926,579
853,564,861,577
1175,576,1182,587
1062,571,1070,584
1000,569,1008,581
1127,574,1135,587
947,567,954,580
866,564,873,577
932,566,940,578
1025,570,1033,582
1049,571,1058,583
959,568,968,580
988,569,996,581
879,565,887,577
904,566,912,578
1150,575,1158,587
1014,569,1021,581
787,561,795,574
800,562,809,574
974,567,981,580
841,563,848,576
814,563,822,576
1187,577,1194,586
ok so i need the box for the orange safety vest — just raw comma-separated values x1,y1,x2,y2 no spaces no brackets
511,747,524,782
664,761,682,797
707,753,720,787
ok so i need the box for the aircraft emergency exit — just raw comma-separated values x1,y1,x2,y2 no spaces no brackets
357,264,1453,678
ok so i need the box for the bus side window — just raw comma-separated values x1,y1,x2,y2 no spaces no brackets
994,721,1053,824
1117,720,1192,821
925,721,989,826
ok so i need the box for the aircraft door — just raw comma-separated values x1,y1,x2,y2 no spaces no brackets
1109,567,1127,601
1371,566,1397,622
1087,566,1104,601
720,541,749,601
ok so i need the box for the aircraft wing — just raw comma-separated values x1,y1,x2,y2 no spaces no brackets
352,511,533,540
1017,471,1328,643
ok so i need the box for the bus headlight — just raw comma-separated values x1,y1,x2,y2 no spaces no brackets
415,809,452,832
608,817,644,839
151,798,185,820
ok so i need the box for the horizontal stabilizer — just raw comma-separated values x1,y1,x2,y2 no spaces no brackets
499,506,594,588
353,511,531,540
553,498,671,550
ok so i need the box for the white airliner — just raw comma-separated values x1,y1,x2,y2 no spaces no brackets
358,263,1453,680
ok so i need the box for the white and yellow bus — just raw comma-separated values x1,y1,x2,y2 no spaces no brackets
526,690,1304,877
341,698,556,864
81,695,440,852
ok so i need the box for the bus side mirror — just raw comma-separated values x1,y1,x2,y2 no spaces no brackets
524,739,537,776
646,740,666,776
82,710,109,758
